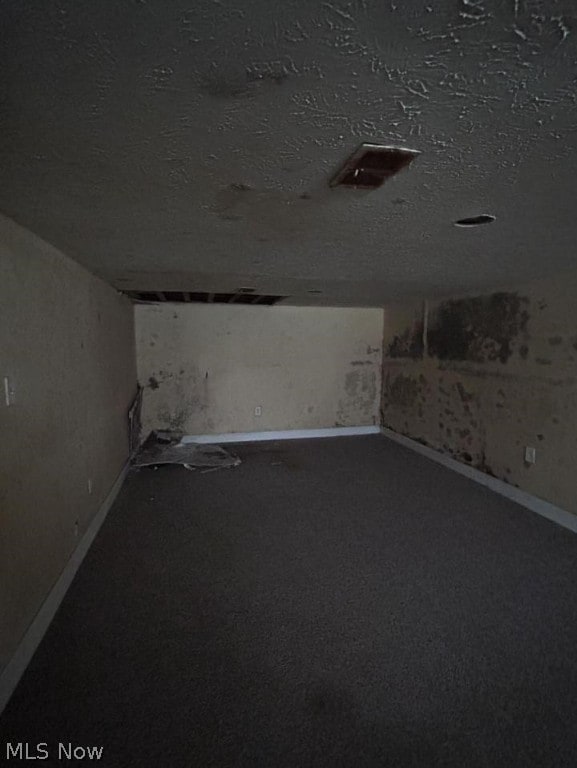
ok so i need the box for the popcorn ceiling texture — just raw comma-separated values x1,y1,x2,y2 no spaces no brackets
1,0,577,304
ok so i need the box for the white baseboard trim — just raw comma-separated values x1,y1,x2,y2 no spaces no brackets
0,462,129,716
181,425,381,445
381,427,577,534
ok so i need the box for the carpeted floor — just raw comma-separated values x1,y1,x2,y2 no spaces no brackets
2,435,577,767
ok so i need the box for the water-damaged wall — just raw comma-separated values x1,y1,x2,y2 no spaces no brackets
381,272,577,514
136,304,383,436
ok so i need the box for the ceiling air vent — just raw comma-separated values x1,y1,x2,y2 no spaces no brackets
330,143,420,189
454,214,496,227
124,291,286,306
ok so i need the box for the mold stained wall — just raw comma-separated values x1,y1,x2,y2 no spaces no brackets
0,214,137,676
381,271,577,514
136,304,383,436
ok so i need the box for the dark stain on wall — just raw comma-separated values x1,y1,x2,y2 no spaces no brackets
148,376,159,390
456,381,473,403
158,406,191,432
477,452,496,478
427,292,529,364
338,368,377,423
386,321,424,359
385,373,420,408
380,288,577,493
382,361,496,477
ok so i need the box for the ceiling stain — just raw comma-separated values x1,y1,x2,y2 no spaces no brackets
1,0,577,302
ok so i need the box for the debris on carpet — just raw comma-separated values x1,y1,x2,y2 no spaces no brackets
127,386,143,456
132,430,241,472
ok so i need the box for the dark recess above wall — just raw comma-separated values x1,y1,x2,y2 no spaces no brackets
125,291,287,306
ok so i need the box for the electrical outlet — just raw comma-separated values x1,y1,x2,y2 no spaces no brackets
254,406,262,417
524,446,536,464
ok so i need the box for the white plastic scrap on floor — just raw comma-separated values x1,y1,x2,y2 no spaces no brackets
132,431,241,472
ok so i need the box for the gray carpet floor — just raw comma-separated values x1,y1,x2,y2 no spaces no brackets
2,435,577,767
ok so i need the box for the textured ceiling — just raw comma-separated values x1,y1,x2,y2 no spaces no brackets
1,0,577,306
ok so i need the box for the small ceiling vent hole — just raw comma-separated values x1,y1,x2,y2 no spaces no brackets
454,214,496,227
330,143,420,189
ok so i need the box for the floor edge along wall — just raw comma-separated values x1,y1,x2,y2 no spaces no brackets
181,426,381,444
0,464,130,717
381,427,577,534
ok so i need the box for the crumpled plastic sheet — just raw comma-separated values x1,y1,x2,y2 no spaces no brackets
132,431,241,472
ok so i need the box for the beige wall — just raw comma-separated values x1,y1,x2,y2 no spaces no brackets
136,304,383,436
381,272,577,514
0,215,136,674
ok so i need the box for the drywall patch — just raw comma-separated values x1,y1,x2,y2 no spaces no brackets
428,293,530,364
